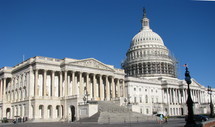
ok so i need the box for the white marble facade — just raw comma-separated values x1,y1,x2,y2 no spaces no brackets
0,10,214,122
0,57,125,121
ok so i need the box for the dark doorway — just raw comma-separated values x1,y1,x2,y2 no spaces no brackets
70,105,76,122
181,108,184,115
6,108,10,118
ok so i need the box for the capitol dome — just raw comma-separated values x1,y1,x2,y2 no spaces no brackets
132,29,164,46
122,9,177,78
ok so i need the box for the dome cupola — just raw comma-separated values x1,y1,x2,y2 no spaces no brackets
122,9,177,78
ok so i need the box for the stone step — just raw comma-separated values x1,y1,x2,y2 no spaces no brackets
77,101,158,124
78,112,100,123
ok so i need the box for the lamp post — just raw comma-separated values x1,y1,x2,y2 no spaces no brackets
184,65,196,127
83,96,86,104
208,86,214,118
84,87,90,103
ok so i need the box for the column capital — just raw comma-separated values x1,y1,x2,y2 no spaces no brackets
34,68,40,71
51,70,56,73
58,71,62,74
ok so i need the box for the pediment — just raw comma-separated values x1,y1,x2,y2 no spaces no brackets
68,58,115,71
191,79,203,88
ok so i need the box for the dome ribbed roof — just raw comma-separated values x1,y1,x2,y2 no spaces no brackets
132,29,164,46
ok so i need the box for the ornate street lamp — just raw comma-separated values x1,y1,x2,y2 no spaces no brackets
184,65,196,127
83,96,87,104
83,87,90,104
208,86,214,117
124,97,127,105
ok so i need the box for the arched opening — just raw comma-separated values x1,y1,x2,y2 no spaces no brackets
39,105,44,118
70,105,76,122
47,105,52,118
56,105,60,118
6,108,10,118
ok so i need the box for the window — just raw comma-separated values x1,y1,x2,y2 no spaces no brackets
134,88,136,91
146,109,149,114
134,97,137,103
139,88,141,91
146,95,148,103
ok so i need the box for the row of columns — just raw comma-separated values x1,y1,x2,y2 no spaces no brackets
125,62,176,77
33,69,125,101
165,88,207,105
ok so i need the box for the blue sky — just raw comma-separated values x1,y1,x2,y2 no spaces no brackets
0,0,215,87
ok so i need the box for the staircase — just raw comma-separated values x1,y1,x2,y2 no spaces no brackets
78,101,157,124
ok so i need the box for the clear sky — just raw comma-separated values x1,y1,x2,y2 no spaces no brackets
0,0,215,87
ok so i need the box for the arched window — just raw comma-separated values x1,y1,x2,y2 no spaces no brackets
47,105,52,118
39,105,44,118
145,95,148,103
56,105,60,118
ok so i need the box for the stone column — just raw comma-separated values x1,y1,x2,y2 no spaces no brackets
99,75,104,100
3,78,6,96
122,80,125,97
68,72,71,95
174,89,176,104
51,71,55,97
111,77,115,99
86,73,90,99
179,89,182,104
175,89,178,104
168,88,171,104
106,76,110,100
93,74,97,99
172,89,175,104
43,70,47,96
64,71,68,96
117,79,120,98
72,71,76,95
63,71,68,119
79,72,83,97
199,91,202,103
176,89,179,104
166,88,169,104
191,90,194,102
27,67,33,98
34,70,38,97
182,89,184,103
170,88,173,104
198,91,200,103
59,72,62,97
0,79,2,100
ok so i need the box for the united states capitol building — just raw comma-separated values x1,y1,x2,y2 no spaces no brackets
0,10,214,122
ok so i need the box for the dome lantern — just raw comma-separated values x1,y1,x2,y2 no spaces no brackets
141,8,150,30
